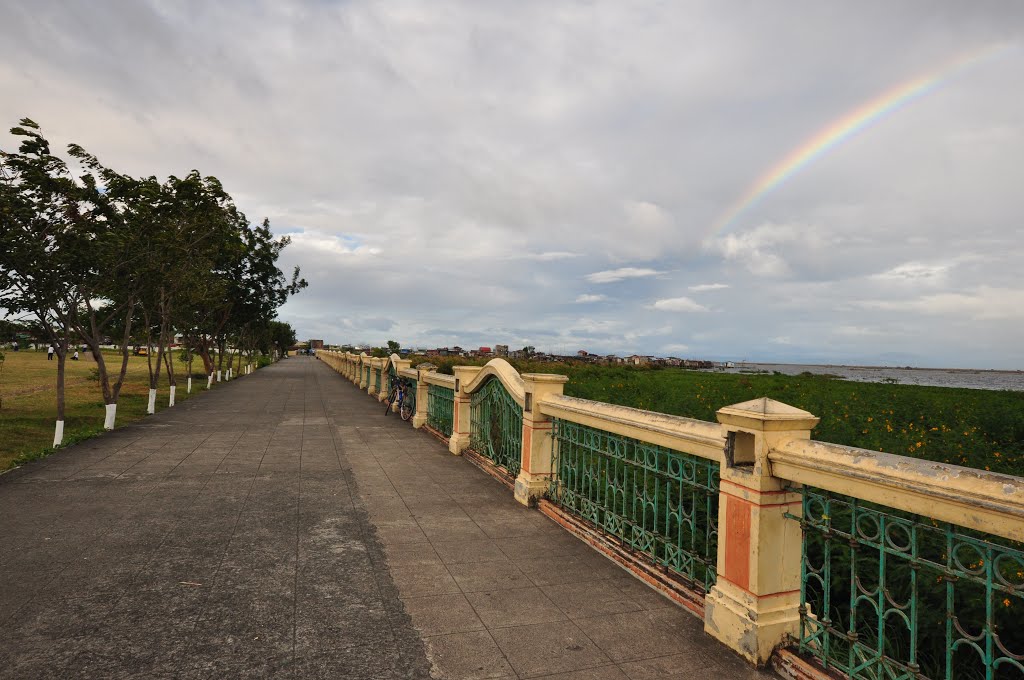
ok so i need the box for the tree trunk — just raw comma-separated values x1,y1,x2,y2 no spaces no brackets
53,340,67,447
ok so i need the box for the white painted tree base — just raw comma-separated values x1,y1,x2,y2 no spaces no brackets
187,377,192,394
169,385,176,407
104,404,117,430
217,370,222,382
147,388,156,414
207,375,213,389
53,420,64,448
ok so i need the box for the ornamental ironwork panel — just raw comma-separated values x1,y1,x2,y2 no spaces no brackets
548,418,719,592
403,378,416,413
793,488,1024,680
469,377,523,475
374,368,381,391
364,366,370,384
427,384,454,437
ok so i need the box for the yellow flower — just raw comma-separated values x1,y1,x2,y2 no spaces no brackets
1004,598,1012,608
867,417,874,422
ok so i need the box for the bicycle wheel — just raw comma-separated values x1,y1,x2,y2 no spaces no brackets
384,388,398,415
400,397,413,421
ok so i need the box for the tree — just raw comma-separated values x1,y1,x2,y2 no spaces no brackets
268,320,297,360
387,339,401,354
0,118,84,445
63,143,150,429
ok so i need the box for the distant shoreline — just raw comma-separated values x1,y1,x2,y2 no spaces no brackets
737,362,1023,375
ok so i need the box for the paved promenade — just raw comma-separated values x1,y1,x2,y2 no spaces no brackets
0,356,774,679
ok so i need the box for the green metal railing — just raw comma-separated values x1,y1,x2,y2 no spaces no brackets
469,377,523,475
548,418,719,592
403,377,416,414
364,365,370,385
427,384,454,437
794,488,1024,680
374,368,381,392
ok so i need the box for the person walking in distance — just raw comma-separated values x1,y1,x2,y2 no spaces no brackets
47,344,54,361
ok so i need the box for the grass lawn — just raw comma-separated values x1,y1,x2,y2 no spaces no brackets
0,349,219,470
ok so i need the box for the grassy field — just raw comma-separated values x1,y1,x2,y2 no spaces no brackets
0,349,218,470
411,357,1024,477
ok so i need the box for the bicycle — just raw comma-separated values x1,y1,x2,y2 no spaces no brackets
384,378,414,421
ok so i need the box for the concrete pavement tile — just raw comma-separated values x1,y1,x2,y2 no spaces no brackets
294,605,395,656
541,579,644,619
381,540,443,567
418,519,490,542
390,562,461,598
573,607,705,663
403,593,486,636
465,586,568,629
609,575,676,610
423,630,516,680
489,620,611,678
618,651,771,679
449,559,533,593
531,665,629,679
432,538,508,565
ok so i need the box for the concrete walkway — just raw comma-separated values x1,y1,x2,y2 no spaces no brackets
0,357,774,679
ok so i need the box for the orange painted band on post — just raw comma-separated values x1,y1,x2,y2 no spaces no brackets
720,478,796,497
720,485,801,509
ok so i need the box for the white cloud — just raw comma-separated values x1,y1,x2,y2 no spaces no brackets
856,287,1024,321
585,267,663,284
689,283,730,292
575,294,608,303
873,261,950,282
650,297,709,312
517,251,582,261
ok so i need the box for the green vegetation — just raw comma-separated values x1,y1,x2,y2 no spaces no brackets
409,357,1023,476
0,350,212,470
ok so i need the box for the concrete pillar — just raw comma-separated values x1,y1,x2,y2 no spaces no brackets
514,373,568,507
412,368,431,429
448,366,483,455
368,359,381,397
390,359,412,411
359,360,369,390
703,397,819,666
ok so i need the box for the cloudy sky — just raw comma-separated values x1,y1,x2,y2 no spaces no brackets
3,1,1022,368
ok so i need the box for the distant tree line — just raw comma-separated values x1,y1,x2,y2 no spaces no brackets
0,118,306,445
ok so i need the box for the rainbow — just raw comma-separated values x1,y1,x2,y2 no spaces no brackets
705,44,1013,243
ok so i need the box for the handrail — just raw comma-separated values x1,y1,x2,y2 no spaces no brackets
398,367,418,380
423,372,455,388
769,438,1024,541
461,358,526,407
538,394,723,462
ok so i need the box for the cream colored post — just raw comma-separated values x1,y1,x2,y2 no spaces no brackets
703,398,819,666
359,358,369,390
367,359,380,397
448,366,482,455
391,358,412,411
377,359,389,402
412,368,431,428
514,373,568,506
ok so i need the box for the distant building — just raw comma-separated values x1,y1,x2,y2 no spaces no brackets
309,339,324,350
495,344,509,357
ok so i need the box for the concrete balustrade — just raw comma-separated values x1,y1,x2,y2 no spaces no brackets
313,350,1024,674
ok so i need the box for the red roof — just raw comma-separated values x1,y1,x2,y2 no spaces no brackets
479,347,492,353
